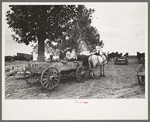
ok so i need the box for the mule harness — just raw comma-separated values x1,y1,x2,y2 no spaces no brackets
96,54,107,66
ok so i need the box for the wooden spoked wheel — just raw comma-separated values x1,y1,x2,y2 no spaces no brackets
137,75,145,86
137,64,145,86
24,69,40,84
76,66,87,82
41,67,60,90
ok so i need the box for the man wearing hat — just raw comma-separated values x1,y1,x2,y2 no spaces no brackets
95,40,104,55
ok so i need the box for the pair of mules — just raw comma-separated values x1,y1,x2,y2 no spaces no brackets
77,51,109,78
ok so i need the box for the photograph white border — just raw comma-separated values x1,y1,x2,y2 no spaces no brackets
2,2,148,120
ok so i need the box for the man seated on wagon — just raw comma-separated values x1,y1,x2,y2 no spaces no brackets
49,51,54,63
66,48,77,61
70,49,76,60
66,48,71,60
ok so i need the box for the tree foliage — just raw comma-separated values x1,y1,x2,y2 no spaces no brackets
6,5,79,44
6,5,100,61
57,5,100,52
6,5,80,61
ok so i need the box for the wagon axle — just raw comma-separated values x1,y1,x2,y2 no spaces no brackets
81,71,86,75
49,76,54,80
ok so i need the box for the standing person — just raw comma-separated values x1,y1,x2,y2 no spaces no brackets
95,40,104,55
95,45,101,55
49,51,54,63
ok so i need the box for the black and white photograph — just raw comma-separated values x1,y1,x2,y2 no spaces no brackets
2,2,148,120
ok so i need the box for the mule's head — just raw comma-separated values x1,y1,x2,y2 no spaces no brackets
102,51,109,64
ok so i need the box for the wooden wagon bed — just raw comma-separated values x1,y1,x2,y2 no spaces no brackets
27,61,82,74
24,61,87,90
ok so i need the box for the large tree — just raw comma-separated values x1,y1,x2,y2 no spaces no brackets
56,5,100,52
6,5,79,61
6,5,100,61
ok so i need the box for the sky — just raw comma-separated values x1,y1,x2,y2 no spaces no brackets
3,2,148,56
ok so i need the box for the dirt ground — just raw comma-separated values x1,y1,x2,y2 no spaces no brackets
5,57,145,99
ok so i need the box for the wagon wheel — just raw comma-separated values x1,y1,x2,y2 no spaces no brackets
41,67,60,90
137,75,145,86
137,64,145,74
137,64,145,85
24,69,40,84
76,66,87,82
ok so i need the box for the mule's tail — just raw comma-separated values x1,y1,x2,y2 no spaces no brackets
88,55,92,70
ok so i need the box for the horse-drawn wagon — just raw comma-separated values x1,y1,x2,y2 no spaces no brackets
114,56,128,65
137,63,145,86
24,61,87,90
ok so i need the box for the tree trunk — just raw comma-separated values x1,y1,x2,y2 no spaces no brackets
37,36,45,62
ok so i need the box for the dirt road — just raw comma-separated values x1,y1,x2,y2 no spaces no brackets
5,57,145,99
